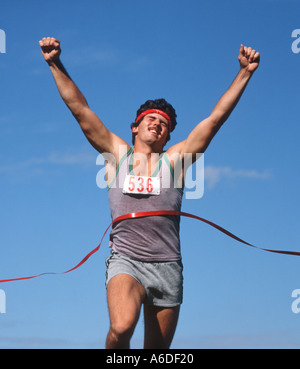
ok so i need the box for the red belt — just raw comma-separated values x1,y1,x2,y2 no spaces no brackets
0,210,299,283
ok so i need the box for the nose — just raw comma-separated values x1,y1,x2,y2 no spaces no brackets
154,120,163,133
153,119,164,130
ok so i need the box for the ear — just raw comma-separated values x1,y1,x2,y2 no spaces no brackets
132,125,139,134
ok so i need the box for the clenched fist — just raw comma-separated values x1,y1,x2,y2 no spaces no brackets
39,37,61,64
238,44,260,73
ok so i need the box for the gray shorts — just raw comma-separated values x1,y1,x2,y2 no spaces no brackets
105,251,183,307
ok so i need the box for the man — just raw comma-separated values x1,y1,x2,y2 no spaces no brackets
39,37,260,349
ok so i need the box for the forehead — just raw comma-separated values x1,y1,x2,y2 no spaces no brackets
144,112,168,123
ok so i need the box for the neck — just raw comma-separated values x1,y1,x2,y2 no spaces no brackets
132,141,163,177
133,140,164,157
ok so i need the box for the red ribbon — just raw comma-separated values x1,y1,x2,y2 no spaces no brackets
0,210,299,283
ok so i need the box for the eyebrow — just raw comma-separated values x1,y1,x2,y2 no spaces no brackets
147,115,168,124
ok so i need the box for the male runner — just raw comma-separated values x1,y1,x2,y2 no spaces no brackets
39,37,260,349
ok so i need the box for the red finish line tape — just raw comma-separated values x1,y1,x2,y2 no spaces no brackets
0,210,299,283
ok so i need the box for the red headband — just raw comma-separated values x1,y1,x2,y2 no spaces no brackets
135,109,172,130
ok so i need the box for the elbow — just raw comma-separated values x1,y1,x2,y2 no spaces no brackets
70,102,89,122
209,111,228,128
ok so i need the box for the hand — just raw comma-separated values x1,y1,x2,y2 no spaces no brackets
39,37,61,64
238,44,260,73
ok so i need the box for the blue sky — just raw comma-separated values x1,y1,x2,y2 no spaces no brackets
0,0,300,348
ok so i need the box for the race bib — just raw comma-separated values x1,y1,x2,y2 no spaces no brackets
123,175,160,196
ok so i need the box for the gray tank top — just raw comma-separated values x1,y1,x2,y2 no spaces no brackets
108,147,183,261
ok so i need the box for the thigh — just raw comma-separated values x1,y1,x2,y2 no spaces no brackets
143,305,180,349
107,273,146,330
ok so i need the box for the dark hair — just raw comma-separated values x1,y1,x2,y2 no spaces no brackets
130,98,177,145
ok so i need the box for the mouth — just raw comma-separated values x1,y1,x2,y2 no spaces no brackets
149,127,159,136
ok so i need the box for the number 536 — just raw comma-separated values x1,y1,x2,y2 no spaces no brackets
128,176,153,193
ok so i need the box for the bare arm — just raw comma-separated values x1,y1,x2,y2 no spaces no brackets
168,45,260,160
39,37,128,155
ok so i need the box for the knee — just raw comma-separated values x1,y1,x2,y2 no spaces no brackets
109,318,136,341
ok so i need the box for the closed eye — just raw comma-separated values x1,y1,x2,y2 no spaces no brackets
147,115,168,127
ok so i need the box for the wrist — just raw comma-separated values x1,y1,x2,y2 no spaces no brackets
238,66,254,80
47,58,62,70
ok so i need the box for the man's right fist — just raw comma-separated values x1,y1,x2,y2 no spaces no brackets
39,37,61,64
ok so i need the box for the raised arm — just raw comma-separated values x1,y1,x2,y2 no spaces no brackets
168,45,260,160
39,37,128,156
